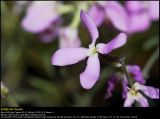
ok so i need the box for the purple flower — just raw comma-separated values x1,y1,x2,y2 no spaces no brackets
21,1,61,42
125,1,159,34
51,10,127,89
59,27,81,48
87,3,105,26
104,1,129,32
38,19,62,43
124,82,159,107
105,73,124,98
105,65,145,99
126,65,145,84
126,1,159,21
87,1,159,34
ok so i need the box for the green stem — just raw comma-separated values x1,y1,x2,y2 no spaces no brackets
143,47,159,79
56,4,74,15
69,8,81,29
69,2,89,29
119,57,133,87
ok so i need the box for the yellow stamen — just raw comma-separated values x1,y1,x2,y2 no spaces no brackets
92,48,97,54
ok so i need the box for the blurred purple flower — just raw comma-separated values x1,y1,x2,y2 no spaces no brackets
51,10,127,89
126,1,159,21
87,3,105,26
124,82,159,107
105,65,145,99
21,1,61,42
87,1,159,34
38,19,62,43
126,65,145,84
59,27,81,48
125,1,159,34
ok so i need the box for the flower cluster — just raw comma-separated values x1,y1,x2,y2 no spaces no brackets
19,1,159,107
21,1,82,48
105,65,159,107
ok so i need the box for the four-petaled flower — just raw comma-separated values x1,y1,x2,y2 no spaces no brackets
105,65,145,99
124,82,159,107
51,10,127,89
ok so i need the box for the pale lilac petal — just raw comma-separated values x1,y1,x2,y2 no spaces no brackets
96,33,127,54
51,47,88,66
80,10,99,43
105,74,118,98
59,27,81,48
124,93,135,107
134,83,159,99
87,4,104,26
142,86,159,99
136,93,148,107
126,65,145,84
105,1,129,32
127,12,151,34
80,53,100,89
38,19,62,43
121,77,128,99
148,1,159,21
125,1,144,13
21,1,59,33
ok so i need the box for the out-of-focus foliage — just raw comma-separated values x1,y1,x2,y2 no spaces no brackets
1,1,159,107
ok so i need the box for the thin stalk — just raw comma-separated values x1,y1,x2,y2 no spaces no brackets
119,57,133,87
143,47,159,79
69,8,81,29
70,2,88,29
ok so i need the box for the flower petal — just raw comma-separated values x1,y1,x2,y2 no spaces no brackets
87,4,104,26
105,1,129,32
51,47,88,66
96,33,127,54
148,1,159,21
134,82,159,99
143,86,159,99
38,19,62,43
124,93,135,107
80,10,99,43
127,12,151,34
125,1,144,13
59,27,81,48
105,74,118,99
136,93,148,107
126,65,145,84
21,1,59,33
80,53,100,89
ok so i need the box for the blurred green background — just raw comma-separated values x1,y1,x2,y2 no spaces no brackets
1,1,159,107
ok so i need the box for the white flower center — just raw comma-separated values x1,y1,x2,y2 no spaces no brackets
127,87,138,96
88,44,98,56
